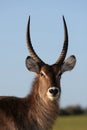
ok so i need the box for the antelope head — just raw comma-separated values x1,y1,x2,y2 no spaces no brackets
26,16,76,102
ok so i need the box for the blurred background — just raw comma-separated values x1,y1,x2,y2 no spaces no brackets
0,0,87,110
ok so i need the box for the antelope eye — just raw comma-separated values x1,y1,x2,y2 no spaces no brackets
40,72,45,77
57,71,62,78
58,72,62,77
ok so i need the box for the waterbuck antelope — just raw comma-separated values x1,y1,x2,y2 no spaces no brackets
0,16,76,130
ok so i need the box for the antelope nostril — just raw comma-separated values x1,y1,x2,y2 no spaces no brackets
49,89,54,94
49,88,59,95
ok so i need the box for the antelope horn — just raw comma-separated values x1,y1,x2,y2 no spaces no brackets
55,16,68,64
26,16,44,65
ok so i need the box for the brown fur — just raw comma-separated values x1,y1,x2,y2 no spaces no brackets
0,16,76,130
0,76,59,130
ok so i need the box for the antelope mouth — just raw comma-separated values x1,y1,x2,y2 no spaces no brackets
47,87,60,101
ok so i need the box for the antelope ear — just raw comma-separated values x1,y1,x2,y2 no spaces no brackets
26,56,40,73
61,55,76,73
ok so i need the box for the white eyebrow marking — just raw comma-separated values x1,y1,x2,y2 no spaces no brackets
40,70,46,77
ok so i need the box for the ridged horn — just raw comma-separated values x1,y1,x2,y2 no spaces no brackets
26,16,44,64
55,16,68,64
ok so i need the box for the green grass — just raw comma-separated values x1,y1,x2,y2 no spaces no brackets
53,115,87,130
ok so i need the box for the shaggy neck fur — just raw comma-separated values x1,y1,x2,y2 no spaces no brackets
27,78,59,130
0,77,59,130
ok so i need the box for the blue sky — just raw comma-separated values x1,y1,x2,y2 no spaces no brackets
0,0,87,108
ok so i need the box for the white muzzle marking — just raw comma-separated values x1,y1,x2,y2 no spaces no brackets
47,87,59,101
